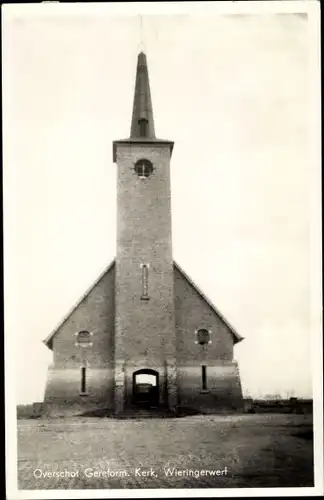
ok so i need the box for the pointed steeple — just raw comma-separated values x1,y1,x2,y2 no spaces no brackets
113,51,174,162
130,52,155,139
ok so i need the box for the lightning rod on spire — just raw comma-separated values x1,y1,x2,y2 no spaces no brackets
139,14,145,52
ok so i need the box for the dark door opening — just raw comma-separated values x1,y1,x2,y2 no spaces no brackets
133,369,159,408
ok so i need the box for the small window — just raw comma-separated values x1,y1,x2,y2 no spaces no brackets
81,367,87,394
75,330,93,347
138,118,148,137
134,159,153,178
202,365,207,390
141,263,150,300
196,328,211,345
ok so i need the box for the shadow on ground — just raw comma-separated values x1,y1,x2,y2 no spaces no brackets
78,406,203,419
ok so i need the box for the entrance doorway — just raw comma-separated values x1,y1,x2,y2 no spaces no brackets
133,369,159,408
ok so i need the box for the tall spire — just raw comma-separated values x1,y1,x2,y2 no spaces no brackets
130,52,155,139
113,51,174,162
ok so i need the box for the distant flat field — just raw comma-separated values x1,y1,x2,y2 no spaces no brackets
17,414,313,490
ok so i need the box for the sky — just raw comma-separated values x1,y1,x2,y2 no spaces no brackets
3,2,321,404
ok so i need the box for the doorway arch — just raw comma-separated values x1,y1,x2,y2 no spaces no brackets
133,369,159,408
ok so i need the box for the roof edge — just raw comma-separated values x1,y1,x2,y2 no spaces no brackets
43,259,116,350
173,261,244,344
113,138,174,162
43,258,243,351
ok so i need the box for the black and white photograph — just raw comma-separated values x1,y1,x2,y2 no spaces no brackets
3,1,322,498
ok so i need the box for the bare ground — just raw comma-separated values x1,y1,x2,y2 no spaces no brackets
17,413,313,490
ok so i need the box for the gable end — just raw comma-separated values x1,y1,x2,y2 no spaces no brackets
173,261,243,344
43,260,115,350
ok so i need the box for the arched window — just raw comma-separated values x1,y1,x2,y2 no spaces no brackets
75,330,93,347
134,159,153,178
196,328,211,345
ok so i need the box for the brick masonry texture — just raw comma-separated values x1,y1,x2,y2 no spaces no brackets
173,264,243,411
114,143,177,411
44,264,116,412
44,261,242,413
43,141,243,414
115,144,175,359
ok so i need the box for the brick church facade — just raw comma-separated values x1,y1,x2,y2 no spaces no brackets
43,52,243,416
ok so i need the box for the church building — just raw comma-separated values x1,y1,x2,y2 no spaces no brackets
43,52,244,416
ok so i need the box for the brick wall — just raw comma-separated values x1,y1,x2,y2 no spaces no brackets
42,141,244,414
174,264,243,410
43,367,114,411
177,363,243,411
114,143,177,410
174,264,235,363
52,263,115,368
43,264,115,408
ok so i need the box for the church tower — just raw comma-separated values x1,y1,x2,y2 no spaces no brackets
112,52,177,413
42,50,243,418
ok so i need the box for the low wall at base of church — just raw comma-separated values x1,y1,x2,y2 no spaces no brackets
42,361,243,416
177,361,243,412
43,366,114,416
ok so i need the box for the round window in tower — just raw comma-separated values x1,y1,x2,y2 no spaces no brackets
196,328,211,345
134,159,153,178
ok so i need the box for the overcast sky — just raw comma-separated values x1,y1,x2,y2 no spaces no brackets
3,2,321,404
